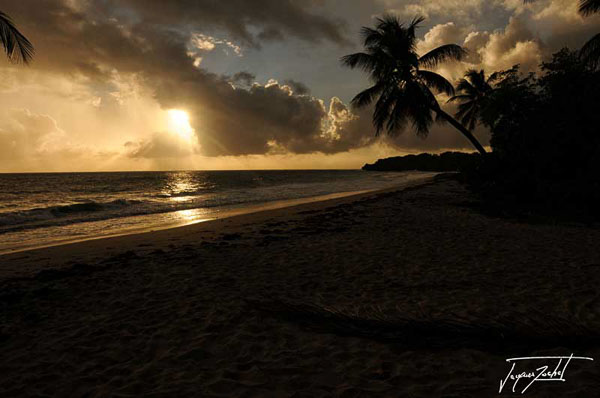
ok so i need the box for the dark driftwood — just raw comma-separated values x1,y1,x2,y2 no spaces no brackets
246,298,600,353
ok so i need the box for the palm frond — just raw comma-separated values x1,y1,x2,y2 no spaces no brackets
465,69,493,93
456,78,478,96
580,32,600,69
406,15,426,39
376,14,405,32
465,69,483,88
373,86,398,135
447,94,472,103
340,52,376,72
463,69,481,80
360,26,382,49
487,71,502,84
417,70,455,96
407,82,435,136
386,89,410,134
579,0,600,16
350,82,386,109
455,101,470,119
419,44,466,68
0,12,34,64
463,106,479,131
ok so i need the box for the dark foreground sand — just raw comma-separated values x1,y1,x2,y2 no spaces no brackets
1,175,599,397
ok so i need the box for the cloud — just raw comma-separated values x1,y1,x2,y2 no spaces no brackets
189,33,243,56
383,0,489,21
322,98,377,152
0,109,65,160
101,0,350,48
282,79,311,95
418,22,466,53
386,0,598,75
417,15,547,81
476,16,544,73
230,72,256,87
172,80,366,156
0,108,114,171
3,0,367,158
463,31,492,64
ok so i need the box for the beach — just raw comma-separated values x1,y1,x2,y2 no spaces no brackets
1,174,599,397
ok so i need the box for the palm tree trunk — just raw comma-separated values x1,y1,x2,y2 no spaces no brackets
434,108,487,155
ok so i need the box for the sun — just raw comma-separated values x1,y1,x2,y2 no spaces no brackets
167,109,194,140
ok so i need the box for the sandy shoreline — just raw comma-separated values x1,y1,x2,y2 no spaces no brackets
0,174,437,280
2,175,600,397
0,170,438,257
0,188,383,257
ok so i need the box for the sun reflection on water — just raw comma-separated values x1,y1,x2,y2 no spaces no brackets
173,208,213,224
158,172,218,224
161,172,200,201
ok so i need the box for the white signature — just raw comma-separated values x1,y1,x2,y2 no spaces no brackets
499,354,594,394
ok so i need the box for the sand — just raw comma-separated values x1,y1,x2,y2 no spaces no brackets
1,175,599,397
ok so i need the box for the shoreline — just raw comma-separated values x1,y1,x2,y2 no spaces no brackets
0,189,374,257
0,174,437,280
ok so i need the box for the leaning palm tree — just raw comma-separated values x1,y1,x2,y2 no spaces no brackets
447,69,498,131
341,15,486,154
0,11,34,64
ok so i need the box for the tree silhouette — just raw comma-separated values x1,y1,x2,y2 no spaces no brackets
580,0,600,15
579,0,600,68
0,11,33,64
341,15,486,154
447,69,498,131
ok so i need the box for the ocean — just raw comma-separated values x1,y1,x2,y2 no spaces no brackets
0,170,434,253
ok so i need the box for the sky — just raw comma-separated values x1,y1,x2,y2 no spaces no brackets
0,0,598,172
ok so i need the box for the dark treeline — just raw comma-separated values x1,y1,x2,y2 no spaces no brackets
464,49,600,221
361,47,600,221
346,10,600,222
362,152,479,172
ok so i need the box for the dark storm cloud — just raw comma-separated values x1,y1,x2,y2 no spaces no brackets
102,0,350,48
3,0,374,157
283,80,311,95
231,72,256,86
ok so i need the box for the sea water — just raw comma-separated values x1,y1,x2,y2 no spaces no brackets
0,170,434,253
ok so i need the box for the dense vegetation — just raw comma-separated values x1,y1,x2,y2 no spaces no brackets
362,152,479,172
349,9,600,222
464,49,600,221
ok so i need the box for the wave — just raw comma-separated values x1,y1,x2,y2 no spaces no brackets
0,199,145,229
0,171,430,237
154,190,202,199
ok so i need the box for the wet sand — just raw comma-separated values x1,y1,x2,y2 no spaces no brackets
1,175,599,397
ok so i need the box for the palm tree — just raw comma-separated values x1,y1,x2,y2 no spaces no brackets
0,11,34,64
341,15,486,154
579,0,600,68
580,0,600,14
447,69,498,131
